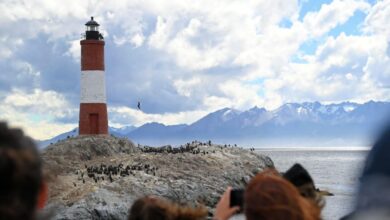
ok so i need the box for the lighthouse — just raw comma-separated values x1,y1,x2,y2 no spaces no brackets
79,17,108,135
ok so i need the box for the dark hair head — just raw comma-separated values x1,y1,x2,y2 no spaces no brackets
283,164,314,187
0,122,42,220
283,164,323,207
362,125,390,177
244,169,321,220
355,125,390,211
128,196,207,220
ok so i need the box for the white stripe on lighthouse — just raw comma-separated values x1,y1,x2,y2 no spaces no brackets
80,70,106,103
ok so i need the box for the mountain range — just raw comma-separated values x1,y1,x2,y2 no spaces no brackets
39,101,390,148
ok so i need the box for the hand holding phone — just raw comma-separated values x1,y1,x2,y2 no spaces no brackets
214,187,241,220
230,189,244,209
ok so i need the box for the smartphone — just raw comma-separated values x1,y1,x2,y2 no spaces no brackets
230,189,244,208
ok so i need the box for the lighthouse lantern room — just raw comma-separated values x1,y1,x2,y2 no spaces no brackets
79,17,108,135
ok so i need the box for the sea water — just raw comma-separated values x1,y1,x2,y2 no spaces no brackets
258,148,368,220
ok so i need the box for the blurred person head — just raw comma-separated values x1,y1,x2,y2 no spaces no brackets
128,196,207,220
0,122,47,220
343,125,390,219
244,169,321,220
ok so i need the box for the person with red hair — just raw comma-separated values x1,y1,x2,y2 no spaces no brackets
214,169,321,220
128,196,208,220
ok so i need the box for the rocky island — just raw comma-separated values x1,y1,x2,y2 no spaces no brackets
41,135,274,219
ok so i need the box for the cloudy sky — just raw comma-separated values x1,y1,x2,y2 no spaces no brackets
0,0,389,139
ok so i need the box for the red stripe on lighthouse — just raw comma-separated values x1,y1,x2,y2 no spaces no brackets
81,40,105,70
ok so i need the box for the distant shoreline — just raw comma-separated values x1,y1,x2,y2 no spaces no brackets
255,146,370,151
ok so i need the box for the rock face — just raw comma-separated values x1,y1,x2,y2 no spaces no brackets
42,136,274,220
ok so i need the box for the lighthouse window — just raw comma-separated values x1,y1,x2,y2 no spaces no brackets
87,26,98,31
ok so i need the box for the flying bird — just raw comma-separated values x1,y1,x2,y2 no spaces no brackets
137,101,141,110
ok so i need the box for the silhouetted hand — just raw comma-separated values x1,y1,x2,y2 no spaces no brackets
214,187,240,220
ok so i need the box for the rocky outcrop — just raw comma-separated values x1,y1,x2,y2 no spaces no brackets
41,136,273,220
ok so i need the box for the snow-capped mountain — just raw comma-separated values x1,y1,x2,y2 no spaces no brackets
37,126,130,148
126,101,390,146
39,101,390,148
127,122,187,139
110,125,137,135
37,128,79,149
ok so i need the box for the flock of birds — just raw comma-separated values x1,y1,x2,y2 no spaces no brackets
74,163,159,186
140,141,256,154
72,141,256,186
140,143,215,155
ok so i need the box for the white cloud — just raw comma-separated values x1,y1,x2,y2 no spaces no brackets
0,37,23,59
148,16,171,49
218,80,264,110
0,89,77,139
149,16,228,70
363,46,390,89
303,0,370,37
4,89,67,111
314,33,383,72
0,49,12,59
263,32,390,105
108,9,146,47
363,0,390,38
147,0,301,71
13,61,40,78
173,77,201,97
130,33,145,47
202,96,232,111
113,35,127,46
66,39,81,61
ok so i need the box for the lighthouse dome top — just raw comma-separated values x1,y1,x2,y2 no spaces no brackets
85,16,100,27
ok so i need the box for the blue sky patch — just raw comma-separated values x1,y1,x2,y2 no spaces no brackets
328,10,367,37
299,0,333,21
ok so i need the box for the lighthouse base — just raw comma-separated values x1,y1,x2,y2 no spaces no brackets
79,103,108,135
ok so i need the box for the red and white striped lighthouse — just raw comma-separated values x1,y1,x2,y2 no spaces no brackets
79,17,108,135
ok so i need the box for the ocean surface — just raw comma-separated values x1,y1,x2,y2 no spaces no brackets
255,148,369,220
